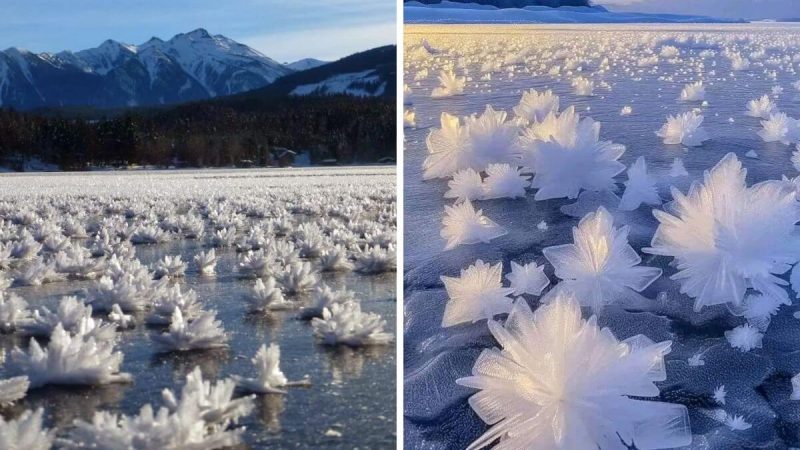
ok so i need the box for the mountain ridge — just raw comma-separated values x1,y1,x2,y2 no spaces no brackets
0,28,293,110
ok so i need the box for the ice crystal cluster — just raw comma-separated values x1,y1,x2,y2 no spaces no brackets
457,295,690,449
0,167,395,445
646,153,800,310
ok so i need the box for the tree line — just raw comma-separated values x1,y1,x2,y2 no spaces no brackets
0,95,395,170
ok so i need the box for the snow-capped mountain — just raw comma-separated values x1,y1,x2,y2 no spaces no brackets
249,46,396,99
285,58,328,71
0,28,294,110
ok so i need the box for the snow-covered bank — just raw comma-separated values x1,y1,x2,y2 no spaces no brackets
405,1,741,24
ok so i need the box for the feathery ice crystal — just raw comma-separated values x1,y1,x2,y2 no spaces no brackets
441,200,506,250
656,112,710,147
311,301,393,346
194,249,217,275
679,81,706,102
618,156,662,211
482,163,530,200
247,277,291,312
0,408,54,450
646,153,800,310
457,294,690,450
513,89,560,123
758,113,800,145
423,106,519,179
505,261,549,296
154,308,228,352
444,168,485,203
518,107,625,200
9,323,131,388
746,95,778,118
441,260,514,327
234,344,289,394
431,69,466,98
543,207,662,312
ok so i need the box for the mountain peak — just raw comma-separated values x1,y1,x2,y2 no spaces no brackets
184,28,212,39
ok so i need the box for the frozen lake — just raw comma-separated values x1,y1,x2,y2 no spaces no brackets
0,167,397,449
404,24,800,449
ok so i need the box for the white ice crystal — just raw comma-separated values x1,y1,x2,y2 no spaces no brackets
0,291,31,332
713,385,727,405
164,366,255,430
154,308,228,352
9,323,131,388
513,89,560,123
621,106,633,116
572,76,595,96
247,277,291,312
656,111,710,147
25,295,114,339
431,69,466,98
518,107,625,200
543,207,662,312
504,261,549,296
680,81,706,102
441,260,514,327
278,261,318,294
423,106,519,179
233,344,288,394
317,245,353,272
457,294,691,450
444,168,485,203
724,414,752,431
311,301,392,346
0,366,29,406
194,249,217,276
758,113,800,145
725,324,763,352
645,153,800,310
669,157,689,177
354,245,396,274
64,369,252,450
618,156,662,211
0,408,54,450
441,200,506,250
482,163,530,200
147,285,202,325
108,303,134,329
746,94,778,118
298,284,355,320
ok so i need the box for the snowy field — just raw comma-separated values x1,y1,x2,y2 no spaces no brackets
404,24,800,449
0,167,396,448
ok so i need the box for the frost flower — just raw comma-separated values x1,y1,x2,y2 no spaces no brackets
513,89,559,123
725,324,763,352
646,153,800,310
618,156,661,211
457,295,691,450
758,113,800,145
482,163,530,200
679,81,705,102
154,308,228,352
444,168,485,203
746,94,777,118
544,207,662,312
431,69,465,98
423,106,519,179
0,408,54,450
656,112,709,146
441,200,506,250
441,260,514,327
311,301,392,346
518,107,625,200
505,261,549,296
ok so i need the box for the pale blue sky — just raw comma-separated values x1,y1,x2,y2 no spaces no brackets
0,0,396,62
599,0,799,20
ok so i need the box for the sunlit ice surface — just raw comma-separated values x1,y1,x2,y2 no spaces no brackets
0,166,396,449
405,23,800,450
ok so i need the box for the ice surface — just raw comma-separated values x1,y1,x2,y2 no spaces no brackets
405,23,800,449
